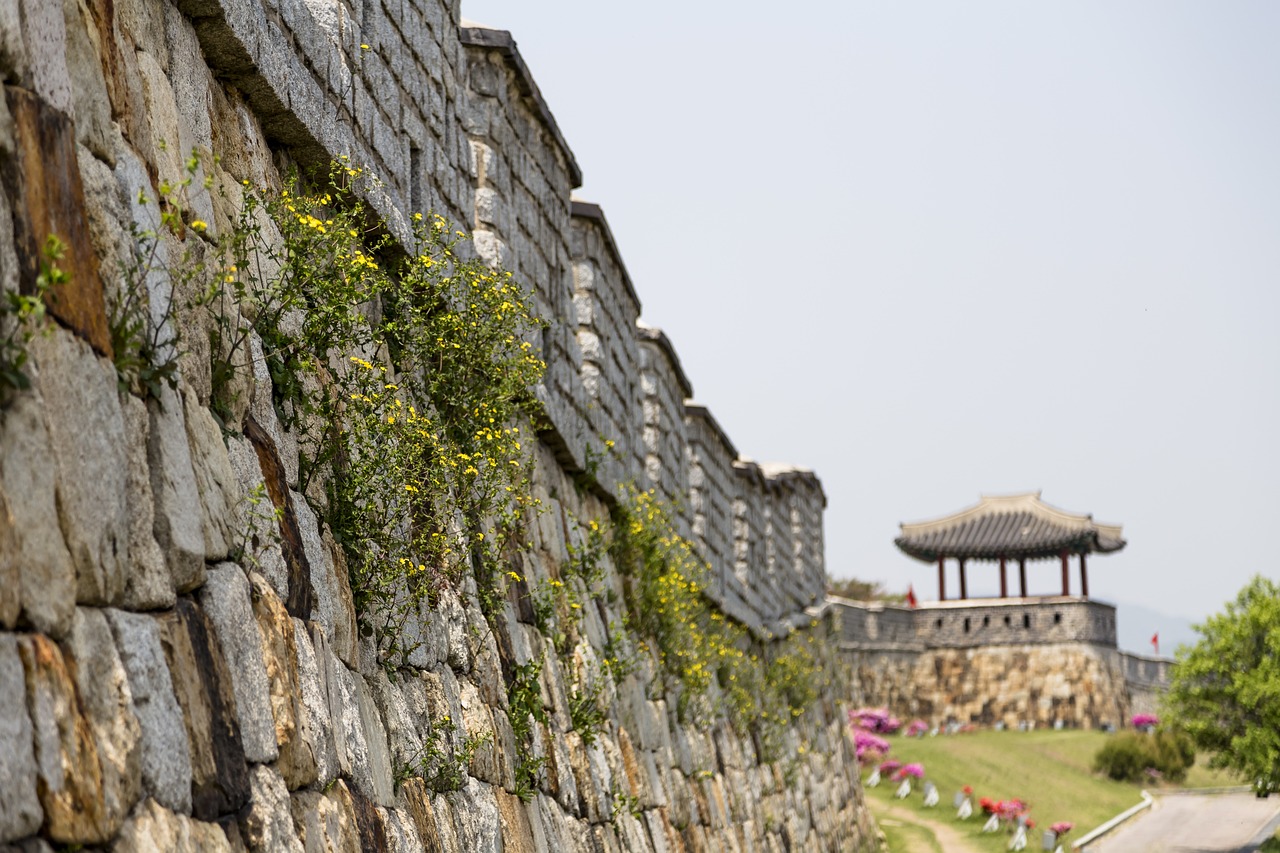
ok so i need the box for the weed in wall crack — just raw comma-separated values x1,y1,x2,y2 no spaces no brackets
0,235,64,409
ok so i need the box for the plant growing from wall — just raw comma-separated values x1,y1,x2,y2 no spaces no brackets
0,235,65,407
506,657,549,801
200,164,545,667
608,488,822,757
568,661,608,747
112,152,205,401
394,714,491,793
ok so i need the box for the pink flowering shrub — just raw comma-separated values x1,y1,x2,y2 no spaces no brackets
853,729,891,763
849,707,902,734
1132,713,1159,730
904,719,929,737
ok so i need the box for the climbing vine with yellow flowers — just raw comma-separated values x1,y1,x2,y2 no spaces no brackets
608,490,824,759
207,164,545,667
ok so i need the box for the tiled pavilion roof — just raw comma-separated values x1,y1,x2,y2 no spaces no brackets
895,492,1125,562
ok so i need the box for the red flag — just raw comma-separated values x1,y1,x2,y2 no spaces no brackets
906,585,918,608
1150,632,1159,655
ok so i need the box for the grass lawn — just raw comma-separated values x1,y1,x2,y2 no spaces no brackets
861,729,1240,852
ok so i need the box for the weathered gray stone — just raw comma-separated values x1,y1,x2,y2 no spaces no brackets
76,138,128,296
0,634,41,842
367,668,423,780
249,574,318,789
17,0,72,113
105,608,193,814
160,6,216,226
440,587,471,673
327,655,373,799
457,679,498,785
62,0,114,162
158,598,250,821
0,0,26,84
354,674,396,806
183,387,237,560
30,328,129,606
198,563,278,763
248,333,298,485
240,765,304,852
290,618,339,788
427,792,461,853
112,797,233,853
290,784,360,853
133,46,182,185
147,384,205,592
292,491,357,665
0,482,18,631
120,393,175,609
445,778,501,853
67,607,142,832
18,633,111,843
228,436,289,598
379,806,424,853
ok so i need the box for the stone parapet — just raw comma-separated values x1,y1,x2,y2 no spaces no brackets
917,597,1117,648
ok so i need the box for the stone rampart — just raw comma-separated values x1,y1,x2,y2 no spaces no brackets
918,598,1117,649
0,1,871,851
832,598,1170,729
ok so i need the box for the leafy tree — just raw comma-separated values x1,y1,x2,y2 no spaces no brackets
1164,575,1280,794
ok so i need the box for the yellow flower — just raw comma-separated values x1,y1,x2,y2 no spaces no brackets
190,219,208,232
361,43,370,50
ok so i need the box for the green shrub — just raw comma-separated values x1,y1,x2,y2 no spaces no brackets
1093,729,1195,783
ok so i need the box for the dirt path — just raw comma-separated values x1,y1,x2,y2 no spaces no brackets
873,798,987,853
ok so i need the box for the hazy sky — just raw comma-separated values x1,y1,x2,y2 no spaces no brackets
463,1,1280,633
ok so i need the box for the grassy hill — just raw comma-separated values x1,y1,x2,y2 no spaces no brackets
861,729,1238,852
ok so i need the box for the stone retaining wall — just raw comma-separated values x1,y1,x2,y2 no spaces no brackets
0,1,878,850
833,598,1170,729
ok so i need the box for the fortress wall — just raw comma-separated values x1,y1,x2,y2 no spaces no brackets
833,599,1162,729
636,326,692,531
1119,652,1172,717
917,598,1117,648
569,203,645,489
0,0,875,850
460,29,595,474
833,600,922,650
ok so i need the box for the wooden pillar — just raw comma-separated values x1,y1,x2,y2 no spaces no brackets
1060,549,1070,596
937,555,946,601
1080,552,1089,598
999,556,1008,598
1019,557,1027,597
959,558,968,600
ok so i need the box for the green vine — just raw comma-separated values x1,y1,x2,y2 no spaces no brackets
394,715,491,793
198,164,545,668
112,152,205,401
608,489,822,757
507,657,549,801
0,235,64,407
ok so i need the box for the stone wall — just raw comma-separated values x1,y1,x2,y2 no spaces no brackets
843,644,1132,730
0,0,878,851
916,598,1117,649
833,599,1169,729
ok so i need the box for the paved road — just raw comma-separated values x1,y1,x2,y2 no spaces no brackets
1091,792,1280,853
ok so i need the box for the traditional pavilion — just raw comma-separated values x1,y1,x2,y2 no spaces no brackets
895,492,1125,601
